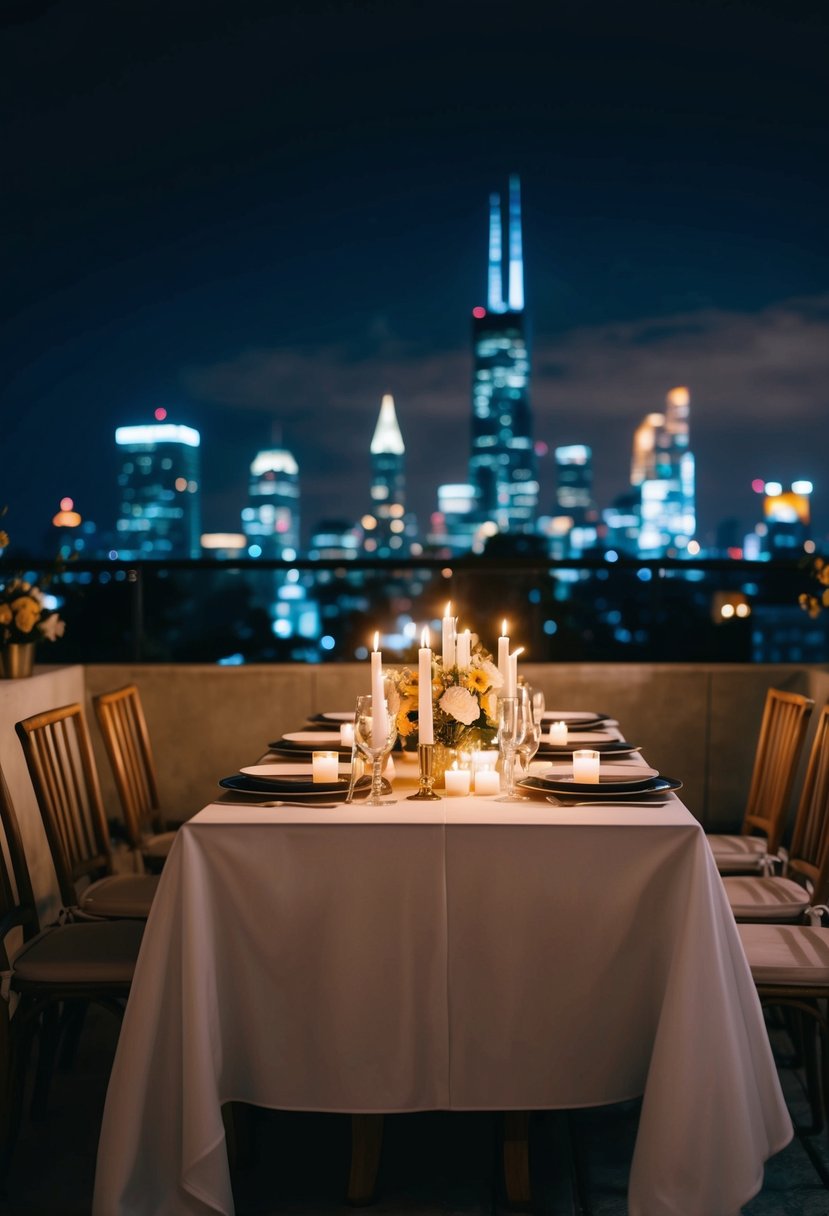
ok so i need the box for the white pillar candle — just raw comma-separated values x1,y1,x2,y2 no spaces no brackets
418,628,434,745
442,602,456,668
444,763,471,796
456,628,471,669
474,767,500,795
506,646,523,700
572,749,601,783
497,620,510,688
340,722,355,747
312,751,340,783
548,721,568,746
370,633,389,747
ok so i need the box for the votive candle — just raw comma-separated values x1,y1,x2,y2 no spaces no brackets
444,763,471,796
340,722,355,747
312,751,340,783
474,767,500,795
548,721,568,746
573,749,601,783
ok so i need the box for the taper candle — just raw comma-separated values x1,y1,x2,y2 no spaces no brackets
442,602,456,668
370,632,389,747
418,627,434,745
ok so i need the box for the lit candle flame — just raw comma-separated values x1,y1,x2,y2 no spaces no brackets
421,627,430,648
501,619,508,636
445,601,452,618
373,631,379,651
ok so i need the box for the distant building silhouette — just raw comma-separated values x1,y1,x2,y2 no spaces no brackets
469,176,538,534
366,394,416,554
242,448,300,558
632,387,696,556
114,421,201,557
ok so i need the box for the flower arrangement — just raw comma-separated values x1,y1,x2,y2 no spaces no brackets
0,520,66,648
799,555,829,619
388,637,502,750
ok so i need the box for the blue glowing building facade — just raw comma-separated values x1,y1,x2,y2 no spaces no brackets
241,448,300,559
469,176,538,534
114,422,201,557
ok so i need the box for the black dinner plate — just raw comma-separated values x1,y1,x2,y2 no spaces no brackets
518,774,683,798
535,740,641,757
268,739,353,756
219,773,389,798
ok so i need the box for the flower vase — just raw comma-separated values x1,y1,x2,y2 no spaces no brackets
431,744,460,788
0,643,36,679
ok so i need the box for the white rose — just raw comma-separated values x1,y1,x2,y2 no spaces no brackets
439,685,480,726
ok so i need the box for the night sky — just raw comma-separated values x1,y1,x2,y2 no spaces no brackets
4,0,829,555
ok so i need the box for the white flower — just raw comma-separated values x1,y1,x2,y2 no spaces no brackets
38,614,65,642
439,685,480,726
476,657,503,690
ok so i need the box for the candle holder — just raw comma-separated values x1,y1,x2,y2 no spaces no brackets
407,743,441,801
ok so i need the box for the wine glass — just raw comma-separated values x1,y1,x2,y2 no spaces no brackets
531,688,546,725
496,695,528,802
353,694,397,805
516,688,542,783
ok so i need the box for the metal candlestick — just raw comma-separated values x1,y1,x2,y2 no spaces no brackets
407,743,441,801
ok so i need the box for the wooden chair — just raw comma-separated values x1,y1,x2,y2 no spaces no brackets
15,703,158,918
0,768,143,1180
725,704,829,922
93,684,178,872
739,922,829,1139
707,689,814,874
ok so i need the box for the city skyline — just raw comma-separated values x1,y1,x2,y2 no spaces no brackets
4,0,828,553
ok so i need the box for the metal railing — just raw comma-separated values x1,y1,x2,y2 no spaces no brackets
2,555,826,665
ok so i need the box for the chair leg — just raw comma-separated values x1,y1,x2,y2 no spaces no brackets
347,1114,383,1205
57,1001,88,1070
503,1110,532,1210
31,1003,62,1120
1,1005,36,1186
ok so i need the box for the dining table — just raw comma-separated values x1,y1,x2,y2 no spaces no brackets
92,716,792,1216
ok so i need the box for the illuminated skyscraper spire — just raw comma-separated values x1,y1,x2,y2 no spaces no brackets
368,394,411,555
370,393,405,455
487,193,505,313
507,174,524,312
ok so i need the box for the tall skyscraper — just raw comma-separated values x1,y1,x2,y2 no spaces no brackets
114,421,201,557
554,445,593,523
469,175,538,534
365,393,411,555
241,448,300,558
633,387,696,555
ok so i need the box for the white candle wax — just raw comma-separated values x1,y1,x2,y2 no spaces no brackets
474,767,500,795
444,764,471,796
418,629,434,745
548,721,568,746
497,620,510,688
340,722,355,747
572,749,601,783
312,751,340,783
370,634,388,747
442,602,456,668
456,628,471,669
506,646,523,700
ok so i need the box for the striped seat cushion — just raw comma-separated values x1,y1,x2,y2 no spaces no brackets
706,833,767,872
723,876,811,922
738,924,829,986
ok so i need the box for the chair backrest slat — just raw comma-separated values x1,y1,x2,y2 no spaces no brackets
93,685,162,848
788,705,829,902
742,688,813,857
15,704,112,908
0,769,40,944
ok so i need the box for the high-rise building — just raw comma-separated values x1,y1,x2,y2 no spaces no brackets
469,176,538,534
554,445,593,523
365,393,413,555
241,448,300,559
114,421,201,557
632,387,696,555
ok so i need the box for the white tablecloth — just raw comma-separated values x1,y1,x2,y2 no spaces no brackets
93,787,791,1216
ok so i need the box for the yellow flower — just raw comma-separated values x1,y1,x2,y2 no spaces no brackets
464,668,488,694
399,675,419,698
396,710,417,738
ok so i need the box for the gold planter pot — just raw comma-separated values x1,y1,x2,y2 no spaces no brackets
0,643,36,679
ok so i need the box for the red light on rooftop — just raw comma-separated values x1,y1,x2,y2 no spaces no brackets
60,496,74,511
154,407,167,421
751,478,765,494
472,306,486,319
727,547,744,560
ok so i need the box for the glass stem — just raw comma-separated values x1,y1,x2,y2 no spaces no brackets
504,745,516,796
371,756,384,802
